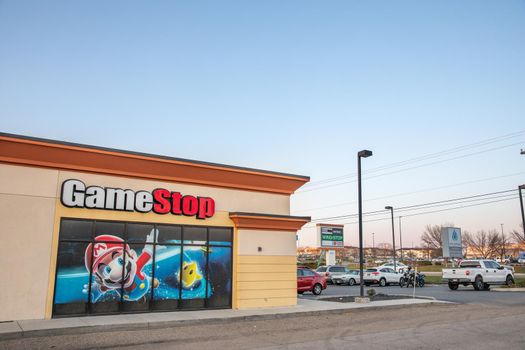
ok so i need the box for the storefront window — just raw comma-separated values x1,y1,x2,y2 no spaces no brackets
53,219,232,317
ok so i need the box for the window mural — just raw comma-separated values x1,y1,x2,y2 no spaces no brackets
53,219,232,317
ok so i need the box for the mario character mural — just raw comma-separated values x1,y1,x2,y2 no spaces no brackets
53,222,232,313
82,229,160,303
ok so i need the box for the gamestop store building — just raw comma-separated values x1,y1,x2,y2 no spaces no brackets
0,133,309,321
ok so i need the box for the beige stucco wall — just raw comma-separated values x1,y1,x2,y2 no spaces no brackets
0,165,59,321
237,229,297,256
0,163,293,321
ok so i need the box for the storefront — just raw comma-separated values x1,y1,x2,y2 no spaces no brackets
0,133,309,321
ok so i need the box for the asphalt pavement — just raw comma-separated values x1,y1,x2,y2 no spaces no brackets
301,283,525,306
3,282,525,349
3,300,525,349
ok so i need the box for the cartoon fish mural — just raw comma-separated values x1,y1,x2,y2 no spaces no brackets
178,261,203,289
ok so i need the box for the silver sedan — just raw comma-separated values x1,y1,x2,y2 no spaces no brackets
331,270,361,286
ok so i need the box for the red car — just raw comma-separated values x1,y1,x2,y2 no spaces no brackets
297,267,327,295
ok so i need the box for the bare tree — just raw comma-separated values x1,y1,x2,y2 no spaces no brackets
420,225,442,250
496,232,511,261
510,224,524,246
463,230,501,259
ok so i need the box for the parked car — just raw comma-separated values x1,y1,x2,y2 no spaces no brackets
297,267,327,295
442,259,514,291
376,262,408,273
363,267,403,287
316,265,350,284
332,270,361,286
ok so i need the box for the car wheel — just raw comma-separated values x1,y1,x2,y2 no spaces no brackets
506,275,514,286
473,276,484,291
312,283,323,295
399,278,405,287
448,282,459,290
349,278,356,286
483,283,490,291
379,278,387,287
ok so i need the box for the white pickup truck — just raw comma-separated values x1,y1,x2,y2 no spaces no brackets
442,259,514,291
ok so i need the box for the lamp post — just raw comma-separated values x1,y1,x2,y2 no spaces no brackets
399,216,403,262
385,206,396,271
519,185,525,239
372,232,375,258
358,149,373,297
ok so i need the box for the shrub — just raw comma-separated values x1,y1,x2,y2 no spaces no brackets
297,261,318,270
367,288,376,297
418,260,432,266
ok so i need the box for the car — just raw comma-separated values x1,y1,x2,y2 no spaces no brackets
297,267,327,295
315,265,350,284
332,270,361,286
443,259,514,291
363,267,403,287
376,262,408,273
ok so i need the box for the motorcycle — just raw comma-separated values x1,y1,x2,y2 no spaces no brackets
400,270,425,288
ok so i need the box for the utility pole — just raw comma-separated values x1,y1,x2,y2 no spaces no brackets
372,232,375,258
399,216,403,261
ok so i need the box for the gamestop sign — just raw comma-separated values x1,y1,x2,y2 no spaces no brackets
61,179,215,219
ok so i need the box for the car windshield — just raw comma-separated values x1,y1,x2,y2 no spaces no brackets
316,267,327,272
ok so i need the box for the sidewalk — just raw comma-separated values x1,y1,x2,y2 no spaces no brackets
0,298,442,340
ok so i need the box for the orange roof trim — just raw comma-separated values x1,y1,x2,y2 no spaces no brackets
0,133,309,195
229,212,310,231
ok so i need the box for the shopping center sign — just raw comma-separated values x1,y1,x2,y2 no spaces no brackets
441,227,463,258
319,226,344,248
61,179,215,219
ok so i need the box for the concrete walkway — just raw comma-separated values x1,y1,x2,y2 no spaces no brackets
0,298,442,340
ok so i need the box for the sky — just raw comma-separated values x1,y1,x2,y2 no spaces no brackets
1,1,524,248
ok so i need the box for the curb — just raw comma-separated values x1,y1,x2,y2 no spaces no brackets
492,288,525,292
0,301,444,341
313,294,437,301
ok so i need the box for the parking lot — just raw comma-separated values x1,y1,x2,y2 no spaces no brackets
300,283,525,306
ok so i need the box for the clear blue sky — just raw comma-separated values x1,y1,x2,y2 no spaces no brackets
1,1,524,247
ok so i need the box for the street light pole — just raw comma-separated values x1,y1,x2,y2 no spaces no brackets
358,149,373,298
519,185,525,239
385,206,396,271
399,216,403,262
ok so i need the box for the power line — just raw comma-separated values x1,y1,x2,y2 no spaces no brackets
306,189,517,223
301,195,518,228
292,170,525,213
296,141,524,193
302,130,525,188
